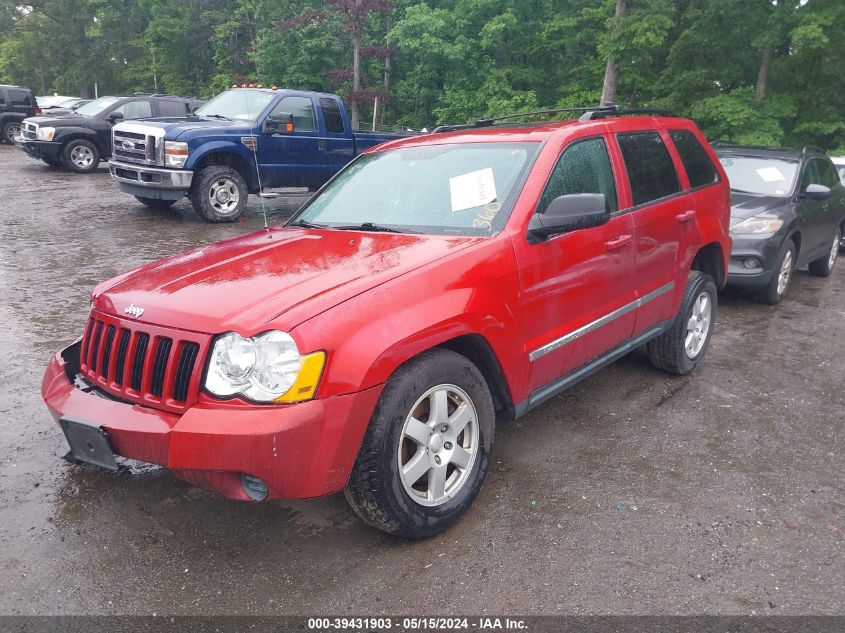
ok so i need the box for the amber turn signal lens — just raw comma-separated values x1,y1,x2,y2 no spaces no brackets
274,351,326,403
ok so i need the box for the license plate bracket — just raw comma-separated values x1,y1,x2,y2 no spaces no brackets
60,417,119,471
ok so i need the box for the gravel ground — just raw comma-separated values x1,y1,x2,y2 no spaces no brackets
0,144,842,616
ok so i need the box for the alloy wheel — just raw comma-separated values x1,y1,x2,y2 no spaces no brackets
685,291,712,359
398,384,479,507
777,249,793,296
70,144,94,168
828,234,840,270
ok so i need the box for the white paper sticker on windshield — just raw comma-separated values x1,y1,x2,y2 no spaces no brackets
449,168,497,212
757,167,786,183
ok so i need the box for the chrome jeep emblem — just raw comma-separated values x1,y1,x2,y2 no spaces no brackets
121,140,136,150
124,304,144,319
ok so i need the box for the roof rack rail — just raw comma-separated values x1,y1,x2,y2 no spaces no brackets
432,104,676,133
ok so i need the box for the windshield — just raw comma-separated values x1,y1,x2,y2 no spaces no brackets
292,142,540,236
195,90,275,121
718,155,798,196
836,164,845,185
74,96,121,117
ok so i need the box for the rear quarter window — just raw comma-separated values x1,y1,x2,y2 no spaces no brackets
9,90,31,106
617,131,680,206
669,130,719,188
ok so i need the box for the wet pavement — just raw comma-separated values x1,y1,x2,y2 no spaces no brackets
0,145,842,616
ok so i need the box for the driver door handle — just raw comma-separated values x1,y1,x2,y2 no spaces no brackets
676,210,696,223
605,234,633,251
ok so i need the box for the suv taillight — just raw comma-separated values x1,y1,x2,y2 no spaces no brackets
33,106,42,116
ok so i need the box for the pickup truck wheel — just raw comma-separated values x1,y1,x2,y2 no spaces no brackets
134,196,177,210
345,349,495,538
3,121,21,144
807,227,840,277
647,271,717,375
190,165,247,222
61,139,99,173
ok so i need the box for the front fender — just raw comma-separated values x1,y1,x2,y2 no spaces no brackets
186,141,259,188
53,127,102,151
290,237,530,406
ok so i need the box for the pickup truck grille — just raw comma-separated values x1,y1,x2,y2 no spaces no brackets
79,311,209,413
113,129,157,165
23,122,37,140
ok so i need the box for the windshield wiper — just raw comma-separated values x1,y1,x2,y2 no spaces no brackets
202,114,232,121
288,219,329,229
331,222,404,234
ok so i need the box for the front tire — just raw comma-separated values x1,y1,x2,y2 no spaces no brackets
3,121,21,144
134,196,177,210
808,227,840,277
756,239,796,305
61,139,100,173
189,165,248,222
647,271,717,375
345,349,495,538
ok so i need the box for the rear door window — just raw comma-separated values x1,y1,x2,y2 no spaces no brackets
538,137,618,214
157,100,189,117
669,130,719,189
617,132,680,206
9,90,30,106
319,98,345,134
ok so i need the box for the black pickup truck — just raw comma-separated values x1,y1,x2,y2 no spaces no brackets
15,94,202,172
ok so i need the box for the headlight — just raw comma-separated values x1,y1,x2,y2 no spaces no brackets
36,127,55,141
164,141,189,168
730,215,784,235
205,331,325,403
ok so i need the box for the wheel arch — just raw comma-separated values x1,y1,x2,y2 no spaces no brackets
436,334,515,424
191,147,258,192
55,128,105,154
691,241,726,288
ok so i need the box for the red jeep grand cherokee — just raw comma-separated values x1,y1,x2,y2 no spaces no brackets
42,107,731,537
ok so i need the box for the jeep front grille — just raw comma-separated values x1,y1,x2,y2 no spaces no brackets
79,311,209,413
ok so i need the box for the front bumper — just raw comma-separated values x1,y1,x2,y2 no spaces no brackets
42,342,382,500
726,230,787,288
14,137,62,162
109,160,193,200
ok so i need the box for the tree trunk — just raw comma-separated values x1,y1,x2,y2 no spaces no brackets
600,0,629,106
755,46,772,103
381,14,392,126
350,2,362,130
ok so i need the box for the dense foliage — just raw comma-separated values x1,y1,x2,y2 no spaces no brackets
1,0,843,151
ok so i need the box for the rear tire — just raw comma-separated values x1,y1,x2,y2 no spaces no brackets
344,349,495,538
61,139,100,173
647,271,717,375
189,165,248,222
755,239,795,305
808,227,840,277
134,196,177,210
3,121,21,144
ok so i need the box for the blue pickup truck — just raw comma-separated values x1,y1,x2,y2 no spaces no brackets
108,88,413,222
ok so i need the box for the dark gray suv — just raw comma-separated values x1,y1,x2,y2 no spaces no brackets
715,145,845,304
0,85,39,144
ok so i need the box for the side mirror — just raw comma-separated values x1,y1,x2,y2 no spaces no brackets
107,111,124,124
528,193,609,241
264,112,294,134
803,183,831,201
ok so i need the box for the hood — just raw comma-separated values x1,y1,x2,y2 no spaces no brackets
25,114,97,128
123,117,252,140
729,191,789,224
92,227,478,335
